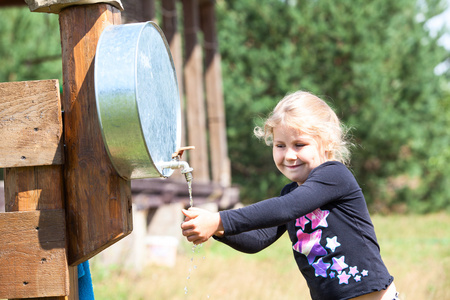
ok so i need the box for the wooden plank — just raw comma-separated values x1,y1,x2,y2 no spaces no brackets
200,2,231,186
4,166,64,212
59,4,133,266
182,0,210,183
0,210,68,299
0,80,63,168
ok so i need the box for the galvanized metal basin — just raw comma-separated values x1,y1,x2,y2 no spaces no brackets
94,21,181,180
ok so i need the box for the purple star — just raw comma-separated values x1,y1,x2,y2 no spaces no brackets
329,271,336,278
361,269,369,277
337,271,351,284
306,208,330,229
293,229,327,264
354,275,362,282
312,258,330,278
330,256,348,273
326,236,341,252
295,216,310,230
349,266,359,277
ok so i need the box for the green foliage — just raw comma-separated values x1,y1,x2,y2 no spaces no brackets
0,7,62,83
216,0,450,212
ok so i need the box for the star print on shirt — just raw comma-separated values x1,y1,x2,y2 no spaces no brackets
295,216,310,231
295,208,330,231
326,236,341,252
312,258,330,278
361,270,369,277
308,208,330,229
349,266,359,277
293,229,327,264
337,271,351,284
330,256,348,273
354,275,362,282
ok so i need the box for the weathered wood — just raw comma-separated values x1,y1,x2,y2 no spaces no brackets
121,0,154,23
4,166,65,212
59,3,133,266
182,0,209,183
0,210,68,299
162,0,186,154
0,80,63,168
3,163,76,300
200,1,231,186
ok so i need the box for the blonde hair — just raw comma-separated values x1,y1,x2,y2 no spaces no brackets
254,91,351,165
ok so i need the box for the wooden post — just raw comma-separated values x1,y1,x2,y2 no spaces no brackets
142,0,155,21
59,4,133,266
162,0,186,165
182,0,210,183
200,0,231,186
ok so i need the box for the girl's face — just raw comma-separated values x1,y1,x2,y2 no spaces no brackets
272,124,327,185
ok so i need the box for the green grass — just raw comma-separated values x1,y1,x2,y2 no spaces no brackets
90,213,450,299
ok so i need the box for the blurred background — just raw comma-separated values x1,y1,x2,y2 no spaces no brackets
0,0,449,299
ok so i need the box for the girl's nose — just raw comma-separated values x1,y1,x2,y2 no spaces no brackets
285,147,297,160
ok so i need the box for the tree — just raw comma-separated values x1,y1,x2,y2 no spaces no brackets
0,7,61,83
216,0,450,212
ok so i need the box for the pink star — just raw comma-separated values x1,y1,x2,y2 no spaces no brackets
354,275,362,282
306,208,330,229
293,229,327,264
330,256,348,273
295,216,310,230
349,266,359,277
337,271,351,284
361,269,369,277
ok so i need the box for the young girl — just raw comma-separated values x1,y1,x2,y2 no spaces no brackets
181,91,398,300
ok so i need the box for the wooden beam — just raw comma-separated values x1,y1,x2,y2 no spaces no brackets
0,0,26,7
162,0,186,180
59,4,133,266
200,1,231,186
182,0,210,183
0,210,68,299
0,80,63,168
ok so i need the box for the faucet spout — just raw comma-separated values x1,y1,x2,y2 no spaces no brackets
159,160,194,182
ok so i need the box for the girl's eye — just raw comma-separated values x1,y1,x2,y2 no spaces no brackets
275,144,285,148
296,144,306,148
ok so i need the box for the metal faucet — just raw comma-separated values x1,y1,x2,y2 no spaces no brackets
159,159,193,182
159,146,195,182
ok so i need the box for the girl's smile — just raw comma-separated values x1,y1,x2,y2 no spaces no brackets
272,124,327,185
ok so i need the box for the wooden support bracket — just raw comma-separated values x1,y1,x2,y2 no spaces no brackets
59,4,132,266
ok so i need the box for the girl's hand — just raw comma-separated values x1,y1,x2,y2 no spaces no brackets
181,207,224,244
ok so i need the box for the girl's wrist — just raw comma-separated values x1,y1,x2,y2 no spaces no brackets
214,212,224,237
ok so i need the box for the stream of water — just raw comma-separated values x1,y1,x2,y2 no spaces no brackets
184,178,209,298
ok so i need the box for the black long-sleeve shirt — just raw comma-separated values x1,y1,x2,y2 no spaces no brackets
216,161,393,300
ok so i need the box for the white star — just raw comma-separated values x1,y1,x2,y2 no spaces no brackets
326,236,341,252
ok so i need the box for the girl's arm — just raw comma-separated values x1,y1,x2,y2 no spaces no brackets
181,207,286,251
214,225,286,253
221,162,360,235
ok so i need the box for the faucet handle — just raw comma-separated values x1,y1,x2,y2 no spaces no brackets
172,146,195,159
